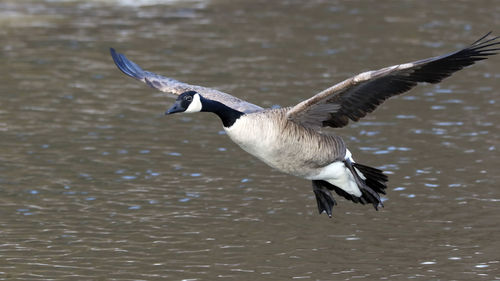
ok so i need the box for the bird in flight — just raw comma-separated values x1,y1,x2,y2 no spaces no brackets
111,33,499,217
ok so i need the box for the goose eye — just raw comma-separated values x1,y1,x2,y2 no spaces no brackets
186,96,193,102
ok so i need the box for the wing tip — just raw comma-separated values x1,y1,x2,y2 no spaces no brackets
471,31,492,45
470,32,499,49
109,47,145,80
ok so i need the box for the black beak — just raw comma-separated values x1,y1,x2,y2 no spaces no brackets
165,102,183,115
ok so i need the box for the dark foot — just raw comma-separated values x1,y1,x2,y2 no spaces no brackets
312,180,337,217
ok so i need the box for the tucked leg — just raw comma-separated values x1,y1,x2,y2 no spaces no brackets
312,180,337,218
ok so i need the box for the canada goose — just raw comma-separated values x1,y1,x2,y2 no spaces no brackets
111,33,499,217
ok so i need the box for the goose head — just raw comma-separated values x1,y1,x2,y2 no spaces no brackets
165,91,244,127
166,91,203,115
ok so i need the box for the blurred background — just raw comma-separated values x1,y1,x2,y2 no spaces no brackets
0,0,499,280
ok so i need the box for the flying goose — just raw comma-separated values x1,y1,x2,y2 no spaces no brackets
110,33,499,217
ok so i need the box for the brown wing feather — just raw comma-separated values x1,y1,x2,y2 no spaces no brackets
110,48,263,113
287,32,500,128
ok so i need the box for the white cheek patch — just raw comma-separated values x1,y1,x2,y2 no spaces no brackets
184,94,202,113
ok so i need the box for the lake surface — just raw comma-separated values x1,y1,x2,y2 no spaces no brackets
0,0,499,280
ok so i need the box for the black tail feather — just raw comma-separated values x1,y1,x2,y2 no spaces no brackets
343,159,380,210
353,163,388,182
353,163,388,196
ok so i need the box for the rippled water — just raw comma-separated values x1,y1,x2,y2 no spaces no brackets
1,0,499,280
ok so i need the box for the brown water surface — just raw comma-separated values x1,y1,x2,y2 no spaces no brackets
0,0,499,280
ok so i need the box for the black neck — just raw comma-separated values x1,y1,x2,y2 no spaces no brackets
201,99,244,127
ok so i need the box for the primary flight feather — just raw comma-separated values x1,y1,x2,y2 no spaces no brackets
111,33,499,217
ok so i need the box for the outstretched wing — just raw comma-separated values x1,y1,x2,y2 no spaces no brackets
287,33,500,128
110,48,263,113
